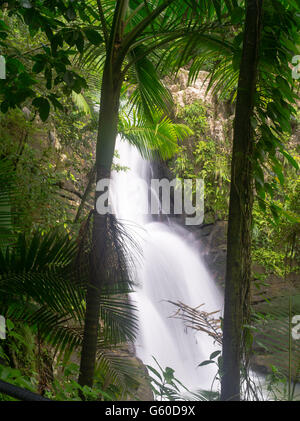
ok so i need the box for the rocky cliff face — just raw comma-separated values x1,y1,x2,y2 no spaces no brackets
160,69,231,287
167,69,234,143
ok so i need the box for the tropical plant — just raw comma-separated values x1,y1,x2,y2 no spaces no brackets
1,0,299,401
170,100,231,222
147,355,222,401
0,220,141,397
146,356,189,401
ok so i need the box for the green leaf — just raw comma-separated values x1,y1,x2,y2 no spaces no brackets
50,34,63,54
164,367,175,383
209,350,221,360
84,29,103,45
231,7,244,24
281,150,299,171
32,60,45,74
32,97,50,121
1,101,9,113
272,164,284,185
6,319,14,331
48,94,63,111
75,33,84,54
254,164,265,187
198,360,215,367
270,203,280,224
258,198,266,212
146,365,162,381
63,30,77,47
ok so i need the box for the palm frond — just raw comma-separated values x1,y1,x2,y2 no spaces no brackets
126,47,174,122
119,105,192,159
0,159,20,248
0,226,139,364
95,350,143,398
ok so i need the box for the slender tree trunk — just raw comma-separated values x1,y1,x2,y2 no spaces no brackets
78,62,123,388
220,0,263,401
77,0,131,390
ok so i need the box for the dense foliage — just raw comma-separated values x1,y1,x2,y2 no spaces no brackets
0,0,299,402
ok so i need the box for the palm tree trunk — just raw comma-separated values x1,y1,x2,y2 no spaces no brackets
78,63,123,388
220,0,263,401
77,0,131,390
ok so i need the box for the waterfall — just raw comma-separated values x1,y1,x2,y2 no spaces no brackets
111,137,223,392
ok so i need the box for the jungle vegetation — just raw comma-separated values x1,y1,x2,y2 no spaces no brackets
0,0,299,402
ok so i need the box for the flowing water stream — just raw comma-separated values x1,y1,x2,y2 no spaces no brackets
111,137,223,392
110,138,300,401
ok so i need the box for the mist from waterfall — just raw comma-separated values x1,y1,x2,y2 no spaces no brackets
111,137,223,392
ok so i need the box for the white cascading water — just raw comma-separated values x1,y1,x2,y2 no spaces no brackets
110,137,223,392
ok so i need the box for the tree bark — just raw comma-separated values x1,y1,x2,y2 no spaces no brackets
78,61,123,388
220,0,263,401
77,0,131,390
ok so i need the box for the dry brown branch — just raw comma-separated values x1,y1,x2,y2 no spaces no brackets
167,300,223,345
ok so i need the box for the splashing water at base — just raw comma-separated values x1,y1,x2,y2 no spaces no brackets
111,138,223,392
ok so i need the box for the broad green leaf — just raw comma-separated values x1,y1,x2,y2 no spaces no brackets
84,29,103,46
